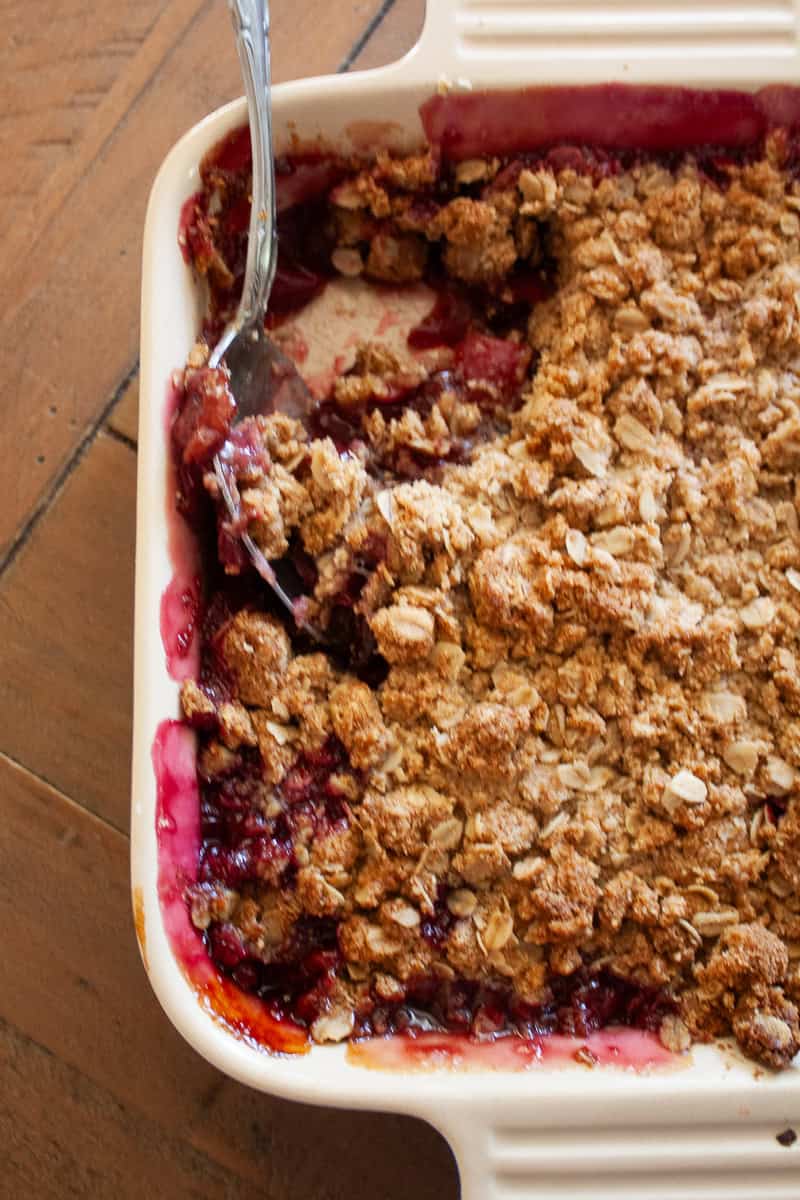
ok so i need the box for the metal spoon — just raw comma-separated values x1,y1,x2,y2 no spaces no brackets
210,0,315,620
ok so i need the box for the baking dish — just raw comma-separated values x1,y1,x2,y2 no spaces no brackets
133,2,800,1195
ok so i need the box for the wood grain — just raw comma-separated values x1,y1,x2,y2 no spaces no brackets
0,752,458,1198
1,0,172,230
0,434,135,828
2,1020,252,1200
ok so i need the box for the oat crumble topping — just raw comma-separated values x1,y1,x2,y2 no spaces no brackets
173,122,800,1068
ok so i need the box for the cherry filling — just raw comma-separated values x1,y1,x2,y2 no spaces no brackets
206,915,343,1024
179,139,341,343
326,596,388,686
308,331,531,481
407,287,473,350
195,735,355,882
190,734,358,1022
356,968,676,1042
420,883,456,950
200,905,677,1039
171,365,237,521
308,368,473,473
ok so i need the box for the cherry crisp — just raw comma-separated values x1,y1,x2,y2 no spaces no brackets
172,98,800,1068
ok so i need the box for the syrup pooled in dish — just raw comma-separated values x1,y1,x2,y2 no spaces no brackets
170,86,800,1069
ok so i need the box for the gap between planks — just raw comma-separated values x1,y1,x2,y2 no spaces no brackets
0,361,139,583
338,0,400,71
0,749,128,844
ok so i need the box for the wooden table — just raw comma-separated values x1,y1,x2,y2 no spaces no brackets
1,2,459,1194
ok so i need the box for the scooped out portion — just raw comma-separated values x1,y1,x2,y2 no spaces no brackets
170,90,800,1068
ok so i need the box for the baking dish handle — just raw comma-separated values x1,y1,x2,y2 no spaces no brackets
436,1104,800,1200
410,0,800,84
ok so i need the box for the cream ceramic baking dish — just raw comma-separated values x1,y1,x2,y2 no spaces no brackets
133,2,800,1195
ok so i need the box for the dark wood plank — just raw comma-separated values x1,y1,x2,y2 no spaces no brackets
0,753,458,1198
1,1020,252,1200
0,434,136,828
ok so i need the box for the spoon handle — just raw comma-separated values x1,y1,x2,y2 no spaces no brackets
228,0,276,332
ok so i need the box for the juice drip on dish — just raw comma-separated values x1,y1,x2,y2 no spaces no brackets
347,1028,679,1072
160,379,202,680
152,718,309,1053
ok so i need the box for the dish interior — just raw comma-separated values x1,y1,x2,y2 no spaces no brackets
155,82,800,1076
